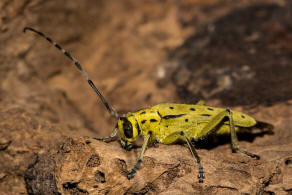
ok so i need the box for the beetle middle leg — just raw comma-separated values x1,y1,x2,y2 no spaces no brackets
180,131,204,182
196,100,205,106
197,109,260,159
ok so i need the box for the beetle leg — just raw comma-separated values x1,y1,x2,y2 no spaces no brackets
181,131,204,182
94,127,118,142
127,131,151,179
197,109,260,159
196,100,205,106
226,109,260,159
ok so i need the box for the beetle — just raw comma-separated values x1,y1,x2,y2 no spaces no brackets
24,27,260,182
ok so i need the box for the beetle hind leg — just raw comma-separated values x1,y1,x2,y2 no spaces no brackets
226,109,260,159
231,142,260,159
197,109,260,159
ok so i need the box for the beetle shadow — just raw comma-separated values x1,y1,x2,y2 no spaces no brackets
192,121,274,150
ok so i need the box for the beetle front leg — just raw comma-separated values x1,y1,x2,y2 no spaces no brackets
94,127,118,142
127,131,151,179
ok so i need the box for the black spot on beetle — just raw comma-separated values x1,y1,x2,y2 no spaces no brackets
141,120,146,124
169,107,174,109
165,125,168,128
241,115,246,118
207,108,214,111
140,111,146,115
185,119,189,122
150,119,158,122
163,114,186,119
190,108,196,111
200,114,211,117
136,123,141,135
157,111,162,117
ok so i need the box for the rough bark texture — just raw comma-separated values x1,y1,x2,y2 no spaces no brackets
1,0,292,194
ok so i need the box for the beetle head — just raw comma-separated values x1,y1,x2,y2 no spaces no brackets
117,115,141,150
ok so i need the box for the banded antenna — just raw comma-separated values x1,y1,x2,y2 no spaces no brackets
23,27,119,119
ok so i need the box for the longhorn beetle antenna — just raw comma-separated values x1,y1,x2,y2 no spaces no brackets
23,27,119,119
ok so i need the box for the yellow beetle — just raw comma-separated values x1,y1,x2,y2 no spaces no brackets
24,27,260,182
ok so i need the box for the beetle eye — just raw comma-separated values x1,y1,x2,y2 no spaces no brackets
122,118,133,138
